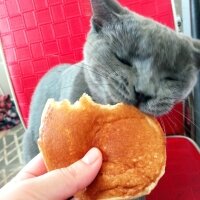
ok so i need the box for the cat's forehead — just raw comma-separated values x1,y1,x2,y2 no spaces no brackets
104,20,139,55
107,16,138,37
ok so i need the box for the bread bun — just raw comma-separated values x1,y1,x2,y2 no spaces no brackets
38,94,166,200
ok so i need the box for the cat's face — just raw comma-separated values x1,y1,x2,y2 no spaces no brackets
83,0,200,116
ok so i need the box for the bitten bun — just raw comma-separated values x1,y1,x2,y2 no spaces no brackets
38,94,166,200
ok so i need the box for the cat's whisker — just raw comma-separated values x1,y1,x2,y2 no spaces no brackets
83,61,112,76
60,86,88,92
40,39,126,85
81,62,108,75
159,118,166,135
162,112,188,136
61,82,114,90
172,107,200,132
78,63,110,79
80,61,120,81
163,115,177,135
168,112,195,136
46,38,122,80
80,63,126,87
166,114,179,130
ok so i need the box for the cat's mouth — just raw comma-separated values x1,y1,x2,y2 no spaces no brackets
120,95,175,117
102,89,175,117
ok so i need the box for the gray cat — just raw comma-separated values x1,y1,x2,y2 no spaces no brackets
23,0,200,164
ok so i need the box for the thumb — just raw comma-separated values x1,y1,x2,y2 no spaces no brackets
25,148,102,200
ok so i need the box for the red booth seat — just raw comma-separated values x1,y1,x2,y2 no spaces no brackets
1,1,200,199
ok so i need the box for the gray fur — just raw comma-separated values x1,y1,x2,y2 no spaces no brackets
23,0,200,164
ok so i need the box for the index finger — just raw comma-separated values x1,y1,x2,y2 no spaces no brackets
12,153,47,182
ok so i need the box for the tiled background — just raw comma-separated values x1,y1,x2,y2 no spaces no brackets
0,124,24,188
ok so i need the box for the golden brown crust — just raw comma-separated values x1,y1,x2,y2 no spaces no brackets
38,94,166,199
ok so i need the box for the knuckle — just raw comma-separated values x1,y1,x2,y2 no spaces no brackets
64,165,78,180
58,165,81,191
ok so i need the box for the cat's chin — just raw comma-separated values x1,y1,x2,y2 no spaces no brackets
137,103,174,117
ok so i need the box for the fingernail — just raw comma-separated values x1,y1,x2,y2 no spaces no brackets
82,148,100,165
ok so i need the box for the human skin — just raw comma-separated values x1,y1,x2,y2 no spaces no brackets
0,148,102,200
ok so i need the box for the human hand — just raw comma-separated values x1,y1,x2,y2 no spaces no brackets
0,148,102,200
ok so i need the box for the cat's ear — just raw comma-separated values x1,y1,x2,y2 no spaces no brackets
90,0,127,32
192,38,200,69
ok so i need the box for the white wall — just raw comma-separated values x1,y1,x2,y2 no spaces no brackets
0,45,12,96
174,0,182,16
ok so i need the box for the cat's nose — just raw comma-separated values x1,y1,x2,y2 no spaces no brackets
134,90,152,106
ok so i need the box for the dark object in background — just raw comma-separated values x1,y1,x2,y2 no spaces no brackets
190,0,200,146
0,95,20,131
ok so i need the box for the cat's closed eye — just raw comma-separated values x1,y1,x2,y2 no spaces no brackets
115,54,132,67
164,76,178,81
